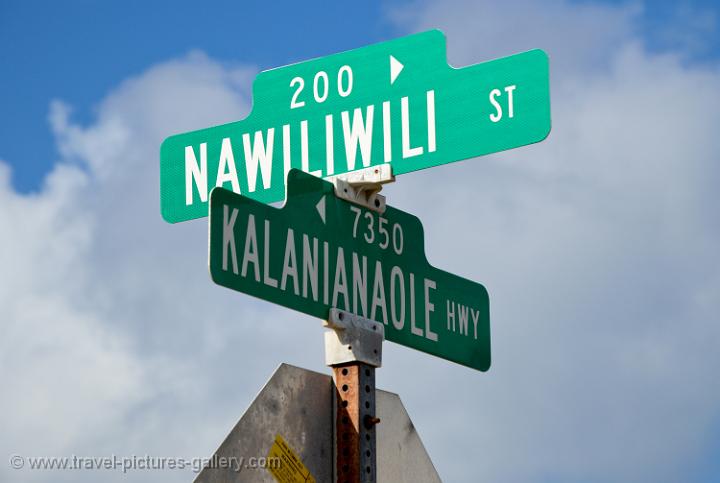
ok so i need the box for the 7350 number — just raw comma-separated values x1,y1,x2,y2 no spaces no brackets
349,206,403,255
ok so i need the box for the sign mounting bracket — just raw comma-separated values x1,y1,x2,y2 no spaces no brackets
323,308,384,368
325,165,395,214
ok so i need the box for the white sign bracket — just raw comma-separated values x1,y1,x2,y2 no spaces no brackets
323,308,384,367
325,165,395,213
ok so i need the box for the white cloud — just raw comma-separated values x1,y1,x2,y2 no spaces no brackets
382,1,720,482
1,1,719,482
0,51,325,482
388,0,640,77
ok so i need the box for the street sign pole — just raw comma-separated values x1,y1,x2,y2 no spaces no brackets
323,165,390,483
332,362,377,483
325,303,384,483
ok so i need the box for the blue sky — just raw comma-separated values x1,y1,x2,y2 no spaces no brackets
1,1,719,482
0,0,395,191
1,0,719,192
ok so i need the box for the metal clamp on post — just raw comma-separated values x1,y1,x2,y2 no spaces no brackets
326,165,395,213
323,308,384,367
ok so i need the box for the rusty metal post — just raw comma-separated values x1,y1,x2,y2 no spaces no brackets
324,309,384,483
332,363,377,483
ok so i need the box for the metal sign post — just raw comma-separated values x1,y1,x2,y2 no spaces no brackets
324,308,384,483
322,168,389,483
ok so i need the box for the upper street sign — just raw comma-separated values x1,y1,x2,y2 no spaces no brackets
209,169,491,371
161,29,550,223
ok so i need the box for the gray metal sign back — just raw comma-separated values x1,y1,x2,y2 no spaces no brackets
194,363,440,483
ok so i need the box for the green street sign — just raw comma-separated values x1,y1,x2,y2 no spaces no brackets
209,169,490,371
162,29,550,223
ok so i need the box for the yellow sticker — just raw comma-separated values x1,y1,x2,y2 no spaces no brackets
267,434,316,483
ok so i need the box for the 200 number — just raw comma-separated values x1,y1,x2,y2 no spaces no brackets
290,65,353,109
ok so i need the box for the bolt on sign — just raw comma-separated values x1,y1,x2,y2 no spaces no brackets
209,170,490,371
161,29,550,223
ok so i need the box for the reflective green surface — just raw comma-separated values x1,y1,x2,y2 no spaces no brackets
163,30,550,223
209,170,490,371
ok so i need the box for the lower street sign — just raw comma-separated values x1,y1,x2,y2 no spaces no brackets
209,169,490,371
